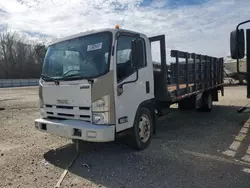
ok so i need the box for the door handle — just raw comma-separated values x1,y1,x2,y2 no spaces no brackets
146,81,150,93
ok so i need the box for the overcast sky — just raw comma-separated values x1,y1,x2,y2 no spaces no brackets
0,0,250,61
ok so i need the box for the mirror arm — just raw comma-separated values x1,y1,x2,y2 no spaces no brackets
119,68,139,89
117,69,138,96
236,20,250,30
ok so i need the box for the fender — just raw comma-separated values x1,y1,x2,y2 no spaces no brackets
115,98,156,139
133,98,156,134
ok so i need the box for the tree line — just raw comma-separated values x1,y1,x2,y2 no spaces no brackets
0,28,47,79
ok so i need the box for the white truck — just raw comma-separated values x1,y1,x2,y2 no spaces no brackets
35,26,224,150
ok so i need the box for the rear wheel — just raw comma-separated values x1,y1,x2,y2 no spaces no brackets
198,92,213,112
129,106,153,150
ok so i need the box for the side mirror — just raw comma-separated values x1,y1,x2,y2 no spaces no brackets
131,39,143,69
230,29,245,59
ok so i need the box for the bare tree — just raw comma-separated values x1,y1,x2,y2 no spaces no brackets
0,26,46,79
0,28,18,78
34,44,46,64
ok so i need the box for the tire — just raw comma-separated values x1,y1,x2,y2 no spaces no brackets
198,92,213,112
129,106,153,150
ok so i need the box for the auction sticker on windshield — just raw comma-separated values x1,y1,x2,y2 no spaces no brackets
87,42,103,51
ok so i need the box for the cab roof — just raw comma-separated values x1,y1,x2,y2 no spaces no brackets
48,28,146,46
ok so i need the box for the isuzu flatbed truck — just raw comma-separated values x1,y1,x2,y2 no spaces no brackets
35,26,224,150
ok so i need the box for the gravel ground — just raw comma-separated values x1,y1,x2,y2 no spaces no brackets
1,85,250,188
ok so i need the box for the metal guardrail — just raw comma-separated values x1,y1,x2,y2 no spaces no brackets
0,79,39,88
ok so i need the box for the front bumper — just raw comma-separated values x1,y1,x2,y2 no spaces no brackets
34,118,115,142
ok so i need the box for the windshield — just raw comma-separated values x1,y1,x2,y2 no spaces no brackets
42,32,112,81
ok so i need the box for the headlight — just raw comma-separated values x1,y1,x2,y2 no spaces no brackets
92,95,109,112
92,112,109,124
92,95,110,124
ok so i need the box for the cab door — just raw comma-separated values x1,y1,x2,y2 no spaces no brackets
114,33,154,132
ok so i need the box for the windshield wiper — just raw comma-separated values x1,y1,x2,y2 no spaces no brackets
41,74,57,81
60,73,84,80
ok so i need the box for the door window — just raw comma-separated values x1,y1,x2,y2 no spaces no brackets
116,35,146,82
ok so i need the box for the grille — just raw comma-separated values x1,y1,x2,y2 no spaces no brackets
44,104,91,122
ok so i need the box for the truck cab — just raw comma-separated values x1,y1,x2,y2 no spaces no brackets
35,26,155,150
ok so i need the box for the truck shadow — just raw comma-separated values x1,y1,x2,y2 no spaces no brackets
155,104,250,156
44,104,250,188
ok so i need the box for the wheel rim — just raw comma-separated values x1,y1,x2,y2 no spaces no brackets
207,94,212,109
138,114,151,143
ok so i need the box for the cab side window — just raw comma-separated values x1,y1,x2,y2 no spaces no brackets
116,35,146,83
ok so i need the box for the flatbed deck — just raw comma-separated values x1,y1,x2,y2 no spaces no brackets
149,35,224,103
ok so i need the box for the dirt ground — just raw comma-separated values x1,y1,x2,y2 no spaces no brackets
1,85,250,188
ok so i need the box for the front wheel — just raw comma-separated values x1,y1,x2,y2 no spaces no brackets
129,106,153,150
